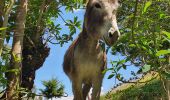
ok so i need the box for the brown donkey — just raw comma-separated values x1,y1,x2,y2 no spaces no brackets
63,0,120,100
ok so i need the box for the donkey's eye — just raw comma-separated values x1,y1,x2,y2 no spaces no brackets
94,3,102,9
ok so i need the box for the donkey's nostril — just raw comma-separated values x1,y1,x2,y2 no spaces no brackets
114,31,119,36
109,31,119,38
94,3,102,9
109,32,113,38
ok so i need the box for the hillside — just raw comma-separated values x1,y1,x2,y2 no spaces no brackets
101,72,167,100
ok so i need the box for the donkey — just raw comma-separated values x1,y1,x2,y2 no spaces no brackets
63,0,120,100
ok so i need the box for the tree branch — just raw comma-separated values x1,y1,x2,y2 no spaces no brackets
0,0,15,56
0,0,5,27
34,0,46,43
131,0,139,42
118,74,158,84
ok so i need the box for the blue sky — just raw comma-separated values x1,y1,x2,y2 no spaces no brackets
34,7,139,96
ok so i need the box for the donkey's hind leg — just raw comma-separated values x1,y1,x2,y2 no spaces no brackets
82,83,92,100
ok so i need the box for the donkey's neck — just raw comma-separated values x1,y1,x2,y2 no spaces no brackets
78,29,101,54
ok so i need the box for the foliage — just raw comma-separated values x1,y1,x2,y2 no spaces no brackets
105,0,170,84
40,78,64,99
0,27,10,88
0,27,7,31
0,0,83,98
20,0,83,91
0,45,11,88
25,0,82,46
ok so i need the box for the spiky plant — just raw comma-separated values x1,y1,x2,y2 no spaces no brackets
40,78,64,100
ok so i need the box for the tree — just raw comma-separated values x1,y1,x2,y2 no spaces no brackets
0,0,14,56
105,0,170,99
3,0,28,99
0,0,83,99
21,0,82,91
40,78,64,100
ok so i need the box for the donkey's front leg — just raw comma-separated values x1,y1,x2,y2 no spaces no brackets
91,76,103,100
82,83,92,100
72,79,83,100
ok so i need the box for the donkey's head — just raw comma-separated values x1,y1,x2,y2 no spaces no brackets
84,0,120,46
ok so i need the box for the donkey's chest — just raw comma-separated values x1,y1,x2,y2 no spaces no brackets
74,46,104,65
74,47,105,78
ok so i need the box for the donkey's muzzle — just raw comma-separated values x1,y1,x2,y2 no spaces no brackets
108,27,120,38
104,28,120,46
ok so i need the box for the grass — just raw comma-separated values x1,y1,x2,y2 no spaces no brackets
101,72,167,100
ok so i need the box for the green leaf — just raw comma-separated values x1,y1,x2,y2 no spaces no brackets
74,16,78,23
0,27,7,31
108,73,115,79
143,1,152,14
102,68,113,74
122,64,126,70
118,60,126,65
116,73,121,80
159,58,166,62
162,31,170,39
111,61,118,64
159,13,166,19
142,64,151,72
156,49,170,56
129,44,136,47
117,66,121,71
161,71,170,80
12,53,21,62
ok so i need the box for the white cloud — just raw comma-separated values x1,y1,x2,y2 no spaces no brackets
73,9,83,13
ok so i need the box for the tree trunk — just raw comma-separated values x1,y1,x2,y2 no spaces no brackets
0,0,5,27
21,0,50,91
0,0,14,56
21,36,50,90
4,0,27,99
34,0,46,43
